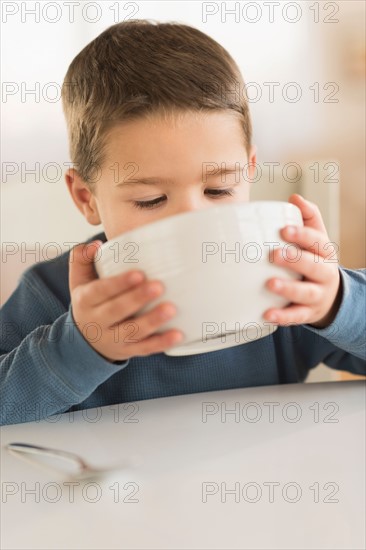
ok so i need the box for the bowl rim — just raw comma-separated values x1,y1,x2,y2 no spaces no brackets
98,200,302,253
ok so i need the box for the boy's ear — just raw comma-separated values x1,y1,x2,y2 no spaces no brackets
65,168,101,225
247,145,257,183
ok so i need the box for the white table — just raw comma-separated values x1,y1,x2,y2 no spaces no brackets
1,381,365,550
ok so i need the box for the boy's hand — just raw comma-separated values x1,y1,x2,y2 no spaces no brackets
69,241,183,362
263,194,342,329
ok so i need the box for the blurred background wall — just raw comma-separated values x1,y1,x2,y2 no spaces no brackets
1,1,365,379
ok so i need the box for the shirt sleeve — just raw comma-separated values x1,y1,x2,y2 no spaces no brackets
0,269,130,426
303,266,366,375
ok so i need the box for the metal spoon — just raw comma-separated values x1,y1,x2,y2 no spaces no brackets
6,442,128,481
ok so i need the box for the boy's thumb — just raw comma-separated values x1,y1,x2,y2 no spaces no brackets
69,240,103,292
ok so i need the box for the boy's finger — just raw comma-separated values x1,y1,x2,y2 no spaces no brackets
69,241,102,292
85,271,152,308
114,329,184,358
263,304,312,325
279,225,339,261
272,248,334,283
288,194,328,235
266,278,322,305
106,302,178,342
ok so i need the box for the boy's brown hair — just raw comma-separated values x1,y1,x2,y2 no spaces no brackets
61,19,252,190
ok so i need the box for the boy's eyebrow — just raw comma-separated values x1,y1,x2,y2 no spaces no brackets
116,165,245,187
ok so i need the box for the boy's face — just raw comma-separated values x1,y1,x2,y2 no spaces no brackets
66,111,256,240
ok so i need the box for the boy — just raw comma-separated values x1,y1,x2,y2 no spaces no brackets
1,20,365,425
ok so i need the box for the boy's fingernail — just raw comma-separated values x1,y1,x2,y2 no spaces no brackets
267,313,277,322
272,279,283,290
147,282,164,296
159,304,176,320
128,271,144,284
285,225,297,236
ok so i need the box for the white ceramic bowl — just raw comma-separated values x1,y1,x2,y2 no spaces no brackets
94,201,303,356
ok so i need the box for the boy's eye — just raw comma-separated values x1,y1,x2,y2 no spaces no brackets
132,188,234,210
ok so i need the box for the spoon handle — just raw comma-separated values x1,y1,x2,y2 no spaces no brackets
6,442,87,469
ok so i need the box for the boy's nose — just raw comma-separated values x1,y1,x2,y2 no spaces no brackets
169,196,207,217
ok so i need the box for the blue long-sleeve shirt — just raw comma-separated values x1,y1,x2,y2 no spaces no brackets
1,231,365,425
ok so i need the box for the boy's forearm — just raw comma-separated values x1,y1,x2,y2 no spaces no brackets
304,267,366,363
0,308,129,426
